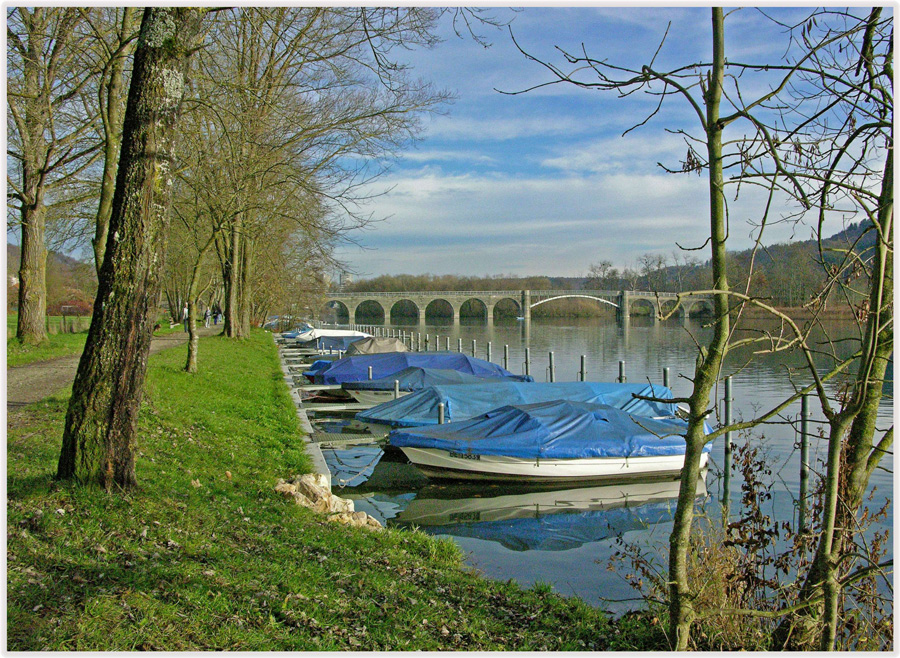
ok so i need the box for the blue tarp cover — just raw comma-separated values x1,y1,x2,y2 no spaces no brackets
304,352,532,385
389,400,709,459
357,381,677,427
343,366,526,391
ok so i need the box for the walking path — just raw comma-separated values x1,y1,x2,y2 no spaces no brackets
7,327,221,410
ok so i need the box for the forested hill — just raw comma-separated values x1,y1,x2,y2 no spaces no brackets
343,221,875,308
7,244,98,313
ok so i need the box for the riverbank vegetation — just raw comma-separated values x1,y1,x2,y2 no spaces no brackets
9,331,663,651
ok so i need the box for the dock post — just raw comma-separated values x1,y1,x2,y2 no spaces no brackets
723,376,733,508
438,402,445,424
548,352,555,382
472,339,477,357
663,367,670,388
425,334,430,351
393,380,400,399
617,360,626,383
503,344,509,370
445,336,450,351
579,355,586,381
368,366,373,380
417,333,421,351
799,393,810,532
487,341,492,363
457,338,462,353
524,347,531,377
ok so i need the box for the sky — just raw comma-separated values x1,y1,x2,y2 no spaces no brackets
331,6,869,281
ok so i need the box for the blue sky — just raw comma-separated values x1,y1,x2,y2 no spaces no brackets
333,6,864,280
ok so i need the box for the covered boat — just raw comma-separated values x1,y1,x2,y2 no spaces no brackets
388,399,711,482
294,328,371,351
304,351,533,385
342,366,517,405
344,336,409,355
355,381,676,430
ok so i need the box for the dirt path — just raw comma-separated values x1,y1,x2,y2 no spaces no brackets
7,327,221,410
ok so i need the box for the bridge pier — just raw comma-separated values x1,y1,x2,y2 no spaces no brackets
521,290,531,322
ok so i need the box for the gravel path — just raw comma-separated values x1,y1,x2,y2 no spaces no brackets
7,327,221,410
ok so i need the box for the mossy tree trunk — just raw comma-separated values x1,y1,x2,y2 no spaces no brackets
57,8,205,489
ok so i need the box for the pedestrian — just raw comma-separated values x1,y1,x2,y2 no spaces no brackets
204,307,211,328
182,304,189,332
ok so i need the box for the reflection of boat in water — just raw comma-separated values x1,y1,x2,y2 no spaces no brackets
387,474,707,552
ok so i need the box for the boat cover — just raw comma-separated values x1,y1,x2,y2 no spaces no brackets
357,381,677,427
388,399,711,459
304,351,532,385
344,336,409,355
343,366,525,392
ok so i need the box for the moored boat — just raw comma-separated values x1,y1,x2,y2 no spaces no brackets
342,366,518,406
388,399,711,482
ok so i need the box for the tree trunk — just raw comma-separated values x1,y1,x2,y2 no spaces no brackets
239,233,253,334
223,215,243,338
92,8,136,276
17,201,48,345
57,8,204,489
668,7,728,650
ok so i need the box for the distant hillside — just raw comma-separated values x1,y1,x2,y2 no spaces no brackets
7,244,98,314
344,221,877,308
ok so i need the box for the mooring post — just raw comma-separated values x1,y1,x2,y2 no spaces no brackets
437,402,445,425
445,336,450,351
663,367,671,388
723,376,733,508
617,360,626,383
457,338,462,353
416,333,421,351
524,347,531,377
472,339,477,357
425,334,430,351
548,352,555,382
799,393,810,532
579,355,586,382
487,341,492,363
393,380,400,400
503,344,509,370
368,366,373,380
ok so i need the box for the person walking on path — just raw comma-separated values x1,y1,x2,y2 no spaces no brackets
182,304,189,332
204,307,211,328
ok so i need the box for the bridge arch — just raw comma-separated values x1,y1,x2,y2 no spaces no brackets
492,296,522,321
460,298,488,322
687,299,714,318
659,298,685,321
389,299,421,325
425,298,454,324
354,299,385,324
325,300,350,323
629,298,656,317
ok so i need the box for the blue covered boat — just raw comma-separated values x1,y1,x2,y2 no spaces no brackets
355,381,677,429
388,399,711,482
304,352,533,385
342,366,521,405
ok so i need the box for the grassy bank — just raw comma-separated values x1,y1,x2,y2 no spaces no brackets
7,314,181,367
7,330,660,650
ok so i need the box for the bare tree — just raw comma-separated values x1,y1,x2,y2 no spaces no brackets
510,7,892,649
7,8,96,344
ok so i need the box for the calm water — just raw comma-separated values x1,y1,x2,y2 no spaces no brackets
317,317,893,611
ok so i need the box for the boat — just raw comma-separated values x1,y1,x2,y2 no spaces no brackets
343,336,409,355
354,381,677,433
342,366,520,406
388,399,711,482
303,351,534,385
292,328,372,352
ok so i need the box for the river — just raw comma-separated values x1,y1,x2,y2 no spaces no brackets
314,317,893,612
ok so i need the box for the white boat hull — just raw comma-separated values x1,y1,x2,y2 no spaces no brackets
399,447,709,483
345,389,410,406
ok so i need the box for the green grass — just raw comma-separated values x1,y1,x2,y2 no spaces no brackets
7,314,182,367
7,330,663,650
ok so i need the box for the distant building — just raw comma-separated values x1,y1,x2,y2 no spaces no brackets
339,271,353,290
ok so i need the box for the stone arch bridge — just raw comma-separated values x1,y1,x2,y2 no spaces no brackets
323,290,715,324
